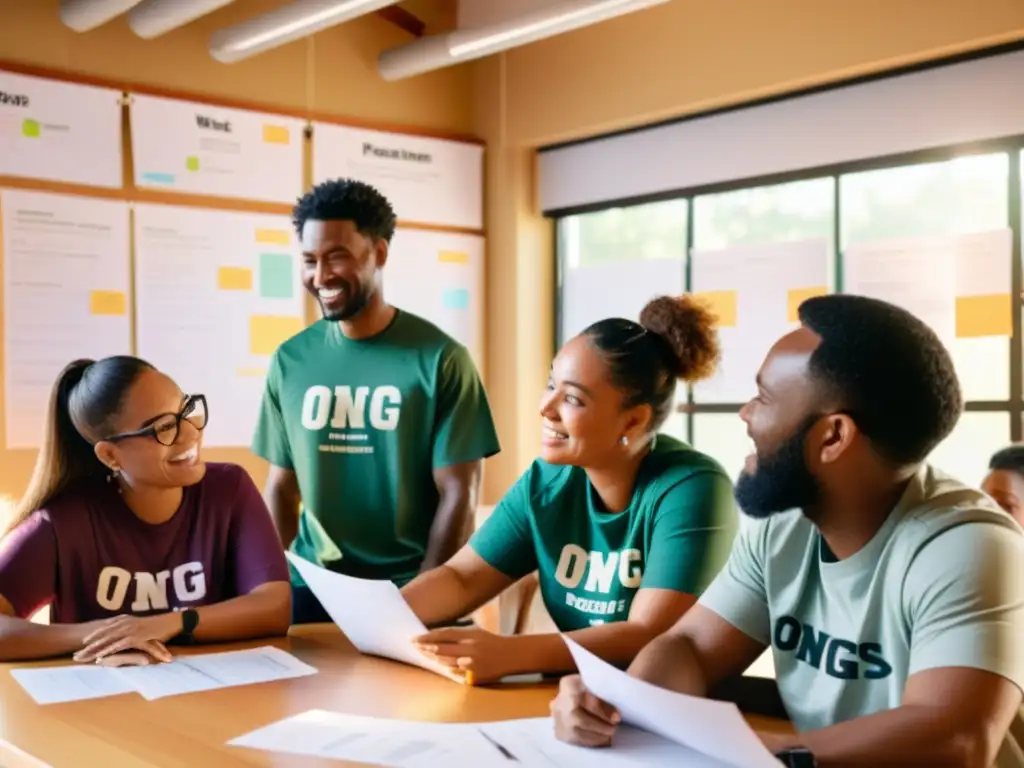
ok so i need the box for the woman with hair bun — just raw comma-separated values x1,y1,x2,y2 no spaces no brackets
0,356,291,665
401,295,738,682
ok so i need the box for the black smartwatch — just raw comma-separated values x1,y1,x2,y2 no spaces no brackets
775,747,817,767
175,608,199,645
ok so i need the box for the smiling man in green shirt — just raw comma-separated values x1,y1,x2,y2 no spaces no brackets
252,179,500,623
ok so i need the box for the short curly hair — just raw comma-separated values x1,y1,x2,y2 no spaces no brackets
292,178,397,243
989,445,1024,476
798,294,962,466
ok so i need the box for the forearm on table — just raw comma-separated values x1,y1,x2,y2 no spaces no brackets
770,705,991,768
0,614,89,661
190,583,291,643
505,621,665,677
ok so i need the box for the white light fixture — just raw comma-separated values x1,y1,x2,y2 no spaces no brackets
59,0,145,32
378,0,671,81
128,0,236,39
209,0,400,64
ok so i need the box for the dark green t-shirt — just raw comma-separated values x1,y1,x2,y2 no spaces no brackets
470,435,738,632
251,310,500,586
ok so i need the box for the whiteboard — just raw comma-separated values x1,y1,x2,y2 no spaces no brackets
133,204,306,447
384,228,484,369
0,71,122,188
560,257,686,344
312,123,483,230
130,94,305,204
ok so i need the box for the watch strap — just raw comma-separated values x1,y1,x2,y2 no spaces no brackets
774,747,817,767
176,608,199,644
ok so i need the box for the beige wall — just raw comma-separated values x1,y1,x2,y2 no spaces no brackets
476,0,1024,502
4,0,1024,507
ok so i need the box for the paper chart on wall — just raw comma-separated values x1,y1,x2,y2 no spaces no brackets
842,229,1012,401
1,189,132,448
385,228,485,369
130,94,305,203
312,122,484,229
690,238,830,404
133,204,306,447
0,70,123,188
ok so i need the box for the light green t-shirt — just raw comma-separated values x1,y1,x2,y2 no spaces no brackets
470,435,739,632
251,310,500,586
700,465,1024,766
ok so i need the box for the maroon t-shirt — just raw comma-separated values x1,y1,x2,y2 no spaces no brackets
0,463,288,623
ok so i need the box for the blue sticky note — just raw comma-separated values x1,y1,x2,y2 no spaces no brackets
442,289,469,310
141,171,175,185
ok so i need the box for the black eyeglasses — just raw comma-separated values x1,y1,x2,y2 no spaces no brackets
105,394,209,447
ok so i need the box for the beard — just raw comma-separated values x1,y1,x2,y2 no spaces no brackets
319,282,369,322
734,417,821,519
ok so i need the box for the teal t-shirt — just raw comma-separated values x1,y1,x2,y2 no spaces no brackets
470,435,738,632
251,310,500,586
700,465,1024,767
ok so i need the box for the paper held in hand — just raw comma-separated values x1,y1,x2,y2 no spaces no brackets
285,552,464,683
562,637,783,768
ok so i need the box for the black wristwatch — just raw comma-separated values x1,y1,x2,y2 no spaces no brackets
175,608,199,645
775,747,817,767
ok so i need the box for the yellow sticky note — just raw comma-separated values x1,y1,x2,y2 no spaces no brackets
438,250,469,265
693,290,738,327
236,367,268,377
787,286,829,323
255,228,290,245
262,124,291,145
89,290,127,316
217,266,253,291
250,315,304,356
955,293,1012,338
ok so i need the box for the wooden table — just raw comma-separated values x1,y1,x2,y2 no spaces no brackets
0,624,792,767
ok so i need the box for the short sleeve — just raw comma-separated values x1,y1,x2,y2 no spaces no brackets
432,344,501,469
228,469,290,594
642,471,739,597
469,469,537,580
697,519,772,645
0,512,58,618
251,352,293,470
904,521,1024,690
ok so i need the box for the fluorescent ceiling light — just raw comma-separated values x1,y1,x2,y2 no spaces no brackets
209,0,400,63
60,0,145,32
378,0,671,81
128,0,236,39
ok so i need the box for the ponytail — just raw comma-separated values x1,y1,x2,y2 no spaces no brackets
9,356,153,534
9,360,103,532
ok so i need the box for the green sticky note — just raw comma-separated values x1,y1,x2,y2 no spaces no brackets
21,119,40,138
259,253,294,299
186,155,199,171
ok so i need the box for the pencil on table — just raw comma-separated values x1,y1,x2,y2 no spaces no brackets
464,670,475,686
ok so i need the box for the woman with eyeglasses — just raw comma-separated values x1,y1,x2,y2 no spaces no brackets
0,356,291,665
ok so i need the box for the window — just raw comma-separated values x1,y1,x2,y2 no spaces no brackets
562,198,687,268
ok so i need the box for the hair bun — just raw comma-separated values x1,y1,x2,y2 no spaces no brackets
638,295,720,383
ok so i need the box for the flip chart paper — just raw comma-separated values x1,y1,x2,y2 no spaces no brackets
285,553,463,683
563,637,782,768
313,122,483,229
131,94,304,203
133,203,306,447
385,228,485,369
842,228,1012,400
691,238,830,404
1,189,132,448
0,71,122,188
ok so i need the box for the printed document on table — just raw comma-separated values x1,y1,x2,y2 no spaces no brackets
11,665,135,705
285,552,463,682
230,710,733,767
563,637,782,768
112,646,316,700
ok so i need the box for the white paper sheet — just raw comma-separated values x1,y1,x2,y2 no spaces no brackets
563,637,781,768
1,189,132,448
10,647,315,705
131,94,304,203
133,203,306,447
229,710,726,767
10,665,135,705
285,553,462,682
112,645,317,701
